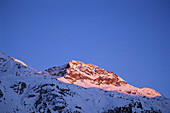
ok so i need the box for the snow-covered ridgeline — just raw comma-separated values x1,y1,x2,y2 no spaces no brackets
0,51,169,113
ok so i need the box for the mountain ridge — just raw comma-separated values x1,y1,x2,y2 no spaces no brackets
0,51,169,113
41,60,161,98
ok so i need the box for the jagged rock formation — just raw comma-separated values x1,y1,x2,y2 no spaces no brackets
41,60,161,98
0,51,170,113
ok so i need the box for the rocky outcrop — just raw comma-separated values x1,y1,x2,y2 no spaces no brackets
0,51,169,113
42,60,161,98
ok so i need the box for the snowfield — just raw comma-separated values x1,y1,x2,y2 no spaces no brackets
0,51,170,113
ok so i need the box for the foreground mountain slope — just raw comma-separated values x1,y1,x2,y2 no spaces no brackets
0,52,170,113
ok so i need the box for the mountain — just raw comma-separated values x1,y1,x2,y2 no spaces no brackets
41,60,161,98
0,51,170,113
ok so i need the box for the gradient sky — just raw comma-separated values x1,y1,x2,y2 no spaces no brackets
0,0,170,97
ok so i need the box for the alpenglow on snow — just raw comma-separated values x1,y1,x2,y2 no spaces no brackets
0,51,169,113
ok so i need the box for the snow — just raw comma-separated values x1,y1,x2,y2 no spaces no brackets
11,57,27,66
42,60,162,98
0,51,170,113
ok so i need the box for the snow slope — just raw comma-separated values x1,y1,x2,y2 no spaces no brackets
0,52,170,113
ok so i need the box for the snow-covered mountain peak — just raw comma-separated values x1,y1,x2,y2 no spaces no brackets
0,52,37,76
42,60,162,98
0,52,170,113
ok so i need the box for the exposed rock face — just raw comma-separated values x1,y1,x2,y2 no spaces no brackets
41,63,70,77
65,60,128,86
0,51,170,113
42,60,161,98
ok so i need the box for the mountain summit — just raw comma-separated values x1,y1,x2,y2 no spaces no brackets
0,52,169,113
41,60,161,98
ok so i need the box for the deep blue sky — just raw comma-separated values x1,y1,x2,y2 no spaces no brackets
0,0,170,97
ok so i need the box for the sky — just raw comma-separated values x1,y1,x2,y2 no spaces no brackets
0,0,170,97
